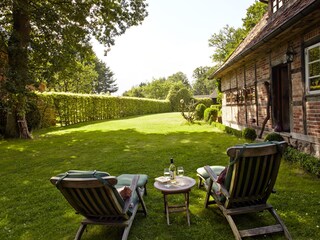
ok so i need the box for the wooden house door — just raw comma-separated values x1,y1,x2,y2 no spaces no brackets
272,65,290,132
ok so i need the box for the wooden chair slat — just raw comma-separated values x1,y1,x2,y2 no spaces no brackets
50,174,147,240
203,141,292,239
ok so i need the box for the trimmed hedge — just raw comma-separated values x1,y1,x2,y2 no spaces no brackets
36,92,171,127
193,98,214,108
210,122,319,177
283,147,320,177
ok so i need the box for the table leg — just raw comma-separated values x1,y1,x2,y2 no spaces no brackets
164,193,170,225
185,192,190,226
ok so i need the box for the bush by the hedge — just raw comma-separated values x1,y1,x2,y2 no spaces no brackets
283,146,320,177
204,107,218,123
195,103,206,120
193,98,213,108
265,132,284,141
225,126,243,138
242,127,257,141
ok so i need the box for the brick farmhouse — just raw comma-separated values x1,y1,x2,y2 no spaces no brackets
211,0,320,156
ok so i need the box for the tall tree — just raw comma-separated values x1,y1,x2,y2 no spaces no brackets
209,25,244,64
0,0,148,138
94,59,118,94
192,66,216,95
242,0,268,34
123,71,190,100
208,0,267,65
167,71,190,88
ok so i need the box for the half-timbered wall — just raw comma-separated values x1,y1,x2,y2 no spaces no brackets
221,26,320,156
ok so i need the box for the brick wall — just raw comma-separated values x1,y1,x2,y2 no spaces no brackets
306,101,320,136
220,25,320,156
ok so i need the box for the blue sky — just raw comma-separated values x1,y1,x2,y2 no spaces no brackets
93,0,256,95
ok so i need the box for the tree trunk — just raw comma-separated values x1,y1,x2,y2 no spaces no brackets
5,111,19,138
5,0,32,139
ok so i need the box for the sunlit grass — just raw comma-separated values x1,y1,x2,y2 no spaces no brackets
0,112,319,240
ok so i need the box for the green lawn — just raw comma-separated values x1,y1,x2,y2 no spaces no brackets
1,112,319,240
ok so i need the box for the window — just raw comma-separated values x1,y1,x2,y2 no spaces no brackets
305,43,320,94
272,0,284,13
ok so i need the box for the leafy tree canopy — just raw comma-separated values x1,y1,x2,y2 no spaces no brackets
123,72,191,100
208,0,267,65
192,66,217,95
0,0,148,138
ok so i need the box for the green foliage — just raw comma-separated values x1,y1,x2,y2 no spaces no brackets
166,84,192,111
209,25,245,64
167,72,190,88
93,58,118,94
204,107,218,123
208,1,267,64
283,147,320,177
264,132,285,142
193,98,214,108
52,56,99,93
123,72,191,100
192,66,216,95
1,0,148,137
242,127,257,141
195,103,206,120
225,126,243,138
36,92,171,127
242,1,268,34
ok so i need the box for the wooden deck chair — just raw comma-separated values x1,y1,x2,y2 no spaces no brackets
204,141,292,240
50,171,147,240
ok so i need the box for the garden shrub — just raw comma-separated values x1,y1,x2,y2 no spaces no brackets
264,132,284,142
204,107,218,123
166,87,192,112
225,126,242,138
195,103,206,120
193,98,213,108
242,127,257,141
283,146,320,177
210,104,221,110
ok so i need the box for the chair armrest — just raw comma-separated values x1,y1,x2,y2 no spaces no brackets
204,165,230,198
204,165,218,182
122,175,139,214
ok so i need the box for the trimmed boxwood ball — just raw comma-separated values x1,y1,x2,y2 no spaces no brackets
204,107,218,123
242,127,257,141
264,132,284,142
195,103,206,120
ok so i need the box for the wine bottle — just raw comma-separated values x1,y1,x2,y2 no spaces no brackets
169,158,176,182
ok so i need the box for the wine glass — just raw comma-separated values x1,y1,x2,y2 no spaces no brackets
177,166,184,177
164,168,170,179
164,168,170,187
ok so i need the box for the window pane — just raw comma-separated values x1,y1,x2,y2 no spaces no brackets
279,1,283,8
309,62,320,77
310,76,320,92
273,0,277,7
309,46,320,62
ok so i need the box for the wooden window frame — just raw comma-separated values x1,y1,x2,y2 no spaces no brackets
272,0,284,13
305,42,320,95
